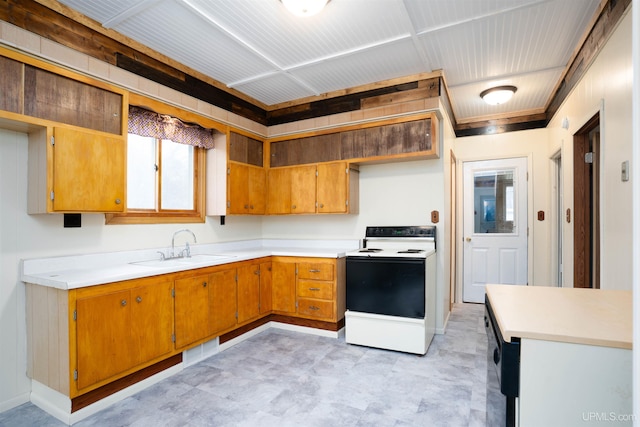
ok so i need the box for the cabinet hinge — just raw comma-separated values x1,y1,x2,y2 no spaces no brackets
295,266,298,275
73,310,77,321
345,168,349,174
315,170,318,177
585,152,594,164
50,191,54,201
171,334,176,343
295,301,298,309
73,370,78,381
235,311,238,320
227,168,231,175
171,288,175,298
227,201,231,208
50,136,55,146
235,274,238,282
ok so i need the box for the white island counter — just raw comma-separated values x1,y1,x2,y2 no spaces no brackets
486,284,633,427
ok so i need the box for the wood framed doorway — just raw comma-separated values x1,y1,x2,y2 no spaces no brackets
573,113,600,289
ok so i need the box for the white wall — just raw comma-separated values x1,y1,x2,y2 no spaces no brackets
452,128,552,295
0,128,265,412
548,8,633,290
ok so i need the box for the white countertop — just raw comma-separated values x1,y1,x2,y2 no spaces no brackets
486,284,632,349
21,239,359,290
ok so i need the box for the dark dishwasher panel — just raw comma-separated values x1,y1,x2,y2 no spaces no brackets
346,257,425,318
485,296,520,427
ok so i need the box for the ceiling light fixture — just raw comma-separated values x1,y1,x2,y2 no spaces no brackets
480,85,517,105
281,0,329,17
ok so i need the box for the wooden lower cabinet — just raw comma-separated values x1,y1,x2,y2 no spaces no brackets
259,261,273,314
237,263,261,323
174,274,210,349
271,259,297,314
210,268,238,335
75,277,174,392
25,256,342,402
271,257,345,322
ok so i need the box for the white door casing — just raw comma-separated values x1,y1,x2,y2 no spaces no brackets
463,158,528,303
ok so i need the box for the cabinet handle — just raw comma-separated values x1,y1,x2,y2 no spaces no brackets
203,282,207,287
136,296,142,303
308,287,321,291
309,305,320,311
250,205,254,209
121,299,127,306
292,205,296,209
115,198,121,205
309,269,321,273
319,203,324,208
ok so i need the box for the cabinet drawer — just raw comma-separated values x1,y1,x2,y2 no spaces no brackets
297,279,333,299
297,298,334,319
297,263,334,280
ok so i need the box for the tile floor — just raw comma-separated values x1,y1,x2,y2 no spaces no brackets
0,303,487,427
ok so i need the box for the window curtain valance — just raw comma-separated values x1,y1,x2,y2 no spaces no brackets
128,106,215,149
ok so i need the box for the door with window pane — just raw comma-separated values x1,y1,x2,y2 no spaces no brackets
463,158,528,303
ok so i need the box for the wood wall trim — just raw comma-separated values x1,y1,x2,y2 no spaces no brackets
2,0,626,137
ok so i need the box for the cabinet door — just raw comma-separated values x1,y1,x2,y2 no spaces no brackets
76,289,134,390
317,162,348,213
130,280,173,364
290,165,317,214
271,261,297,313
227,163,265,215
248,166,266,214
227,163,248,214
259,261,273,314
237,264,261,324
174,275,210,349
210,269,238,335
52,127,125,212
266,168,291,214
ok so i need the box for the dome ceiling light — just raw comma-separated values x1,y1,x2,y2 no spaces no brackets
480,85,518,105
281,0,330,17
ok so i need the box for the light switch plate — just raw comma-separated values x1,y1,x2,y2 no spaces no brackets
621,160,629,182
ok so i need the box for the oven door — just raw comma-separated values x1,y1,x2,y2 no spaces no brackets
346,256,425,318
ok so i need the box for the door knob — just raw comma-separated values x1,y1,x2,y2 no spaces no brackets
466,237,472,242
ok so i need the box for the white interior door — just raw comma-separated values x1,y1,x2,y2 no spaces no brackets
463,158,528,303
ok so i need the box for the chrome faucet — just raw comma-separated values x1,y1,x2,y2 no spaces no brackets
171,229,197,258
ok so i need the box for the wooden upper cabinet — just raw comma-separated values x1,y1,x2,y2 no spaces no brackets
51,127,125,212
24,65,123,135
226,131,266,216
317,162,348,213
227,162,266,215
0,56,23,114
269,116,437,168
290,165,317,214
229,132,263,167
266,167,292,214
267,162,358,215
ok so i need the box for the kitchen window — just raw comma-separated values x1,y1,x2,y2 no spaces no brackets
106,106,212,224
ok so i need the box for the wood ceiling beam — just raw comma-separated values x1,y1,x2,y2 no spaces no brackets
0,0,630,136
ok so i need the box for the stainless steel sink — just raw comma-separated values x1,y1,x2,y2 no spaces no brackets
130,254,235,268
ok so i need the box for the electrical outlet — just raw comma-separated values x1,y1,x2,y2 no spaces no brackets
431,210,439,223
